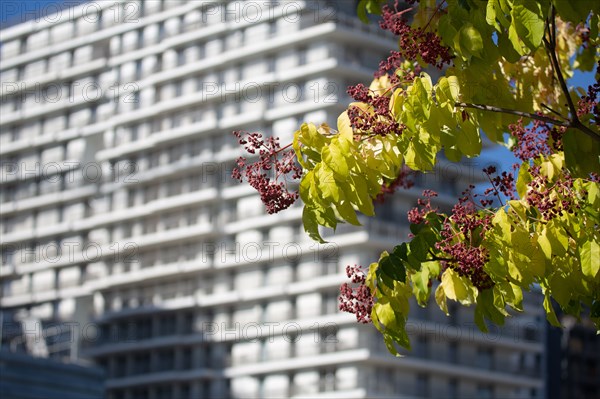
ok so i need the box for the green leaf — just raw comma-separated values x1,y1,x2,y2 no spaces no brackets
516,162,532,198
337,111,354,142
435,284,449,315
379,252,407,283
302,206,326,243
404,75,432,129
299,169,314,204
459,23,484,58
409,232,432,261
436,75,461,108
315,206,338,230
552,0,595,25
455,118,482,157
507,282,524,311
549,271,572,308
580,240,600,279
563,128,600,178
438,14,459,50
508,22,527,56
365,0,383,14
404,130,438,171
511,0,546,51
357,0,369,23
317,164,339,202
486,0,511,29
543,290,561,327
497,29,523,62
585,181,600,209
529,239,547,277
441,268,477,305
335,200,361,225
411,267,431,306
474,303,489,332
537,232,553,260
348,174,375,216
543,221,568,256
322,141,349,180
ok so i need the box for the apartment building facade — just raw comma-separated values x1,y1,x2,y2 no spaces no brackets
1,1,546,398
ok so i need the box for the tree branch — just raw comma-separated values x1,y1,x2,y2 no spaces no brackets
543,37,579,122
455,102,570,126
542,7,600,141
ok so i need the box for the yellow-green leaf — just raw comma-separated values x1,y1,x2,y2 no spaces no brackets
459,23,484,58
580,240,600,279
322,140,349,180
441,268,477,305
511,0,546,51
337,111,354,142
435,283,449,315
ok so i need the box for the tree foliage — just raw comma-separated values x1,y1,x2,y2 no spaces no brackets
234,0,600,354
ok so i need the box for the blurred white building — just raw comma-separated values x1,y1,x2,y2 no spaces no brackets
1,1,546,398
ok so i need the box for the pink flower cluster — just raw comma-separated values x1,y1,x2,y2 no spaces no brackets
231,131,302,214
577,60,599,123
378,3,453,71
339,265,374,324
508,118,563,162
346,83,406,137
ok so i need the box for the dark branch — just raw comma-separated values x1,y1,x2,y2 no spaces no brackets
455,102,569,126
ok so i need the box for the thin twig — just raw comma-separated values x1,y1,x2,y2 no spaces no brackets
423,0,447,32
540,103,567,120
483,171,505,207
427,249,454,263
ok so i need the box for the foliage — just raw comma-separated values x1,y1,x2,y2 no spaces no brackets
233,0,600,354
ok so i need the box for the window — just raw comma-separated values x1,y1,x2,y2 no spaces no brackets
133,318,152,340
319,322,337,353
159,314,177,336
155,385,172,399
137,29,144,49
416,374,429,397
322,293,338,315
448,341,458,363
158,22,165,41
156,349,175,371
414,335,429,358
133,353,151,374
322,254,338,275
448,379,459,399
476,384,494,399
476,347,494,370
135,60,142,80
319,368,336,392
177,48,185,66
